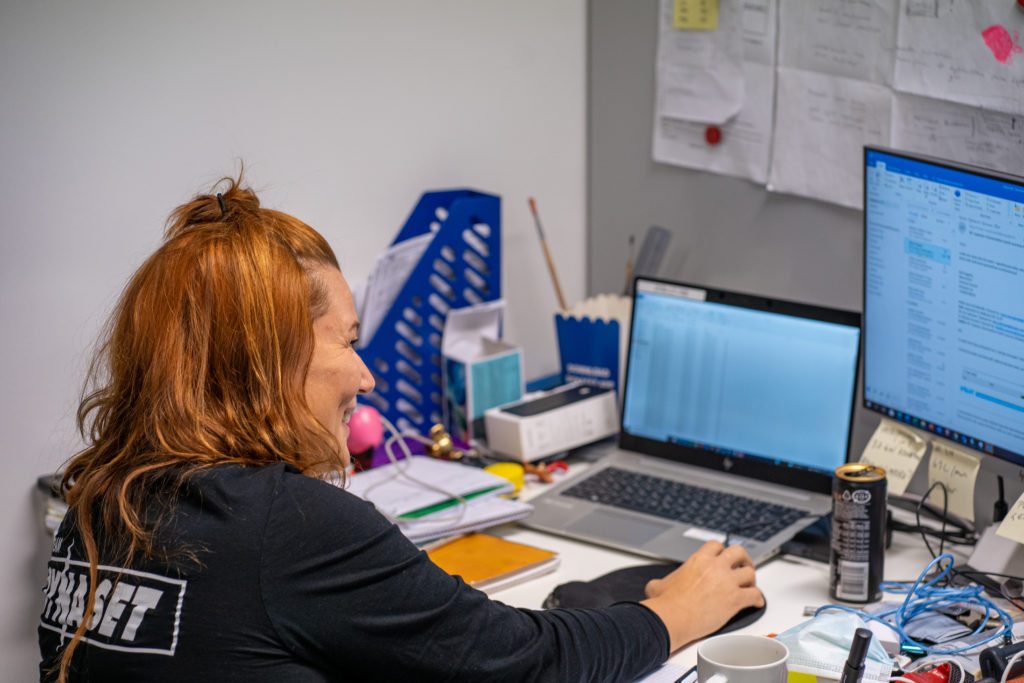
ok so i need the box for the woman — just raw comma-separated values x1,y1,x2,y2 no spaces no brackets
39,176,763,682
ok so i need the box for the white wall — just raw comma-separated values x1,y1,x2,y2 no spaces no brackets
0,1,585,676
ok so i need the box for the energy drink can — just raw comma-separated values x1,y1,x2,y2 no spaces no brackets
830,463,886,603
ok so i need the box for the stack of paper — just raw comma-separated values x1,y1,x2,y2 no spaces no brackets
343,457,533,544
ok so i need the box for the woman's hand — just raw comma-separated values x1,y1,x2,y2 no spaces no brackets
640,540,763,652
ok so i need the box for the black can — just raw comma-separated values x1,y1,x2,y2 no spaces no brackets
829,463,886,603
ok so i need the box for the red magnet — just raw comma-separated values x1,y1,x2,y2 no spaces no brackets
704,125,722,146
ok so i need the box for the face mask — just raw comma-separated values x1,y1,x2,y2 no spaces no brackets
775,611,894,682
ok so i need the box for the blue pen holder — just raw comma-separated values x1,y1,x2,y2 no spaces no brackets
358,189,501,436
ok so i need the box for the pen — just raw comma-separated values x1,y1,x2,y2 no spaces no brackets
839,628,873,683
672,665,696,682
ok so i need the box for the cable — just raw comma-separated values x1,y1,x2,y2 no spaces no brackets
1001,648,1024,683
902,658,966,682
816,554,1014,656
344,411,473,527
887,490,977,548
917,481,951,561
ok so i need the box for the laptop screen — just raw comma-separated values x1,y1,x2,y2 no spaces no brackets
620,279,861,492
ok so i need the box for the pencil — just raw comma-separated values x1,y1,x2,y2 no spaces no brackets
527,197,568,311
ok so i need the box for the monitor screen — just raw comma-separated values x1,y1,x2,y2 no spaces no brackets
863,147,1024,468
621,279,861,478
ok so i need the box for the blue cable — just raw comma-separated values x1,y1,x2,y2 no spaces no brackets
815,554,1013,655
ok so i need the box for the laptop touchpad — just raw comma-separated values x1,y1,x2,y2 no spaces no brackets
567,510,669,545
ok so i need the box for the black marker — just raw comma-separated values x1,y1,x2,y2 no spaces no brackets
840,628,873,683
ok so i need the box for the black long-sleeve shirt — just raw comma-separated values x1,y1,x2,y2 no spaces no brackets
40,463,669,681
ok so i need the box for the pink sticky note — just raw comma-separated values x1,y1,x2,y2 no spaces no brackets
982,24,1023,64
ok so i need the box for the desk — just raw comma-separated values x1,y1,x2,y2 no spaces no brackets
481,465,971,672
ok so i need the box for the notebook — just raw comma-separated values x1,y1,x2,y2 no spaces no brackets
523,277,861,565
426,533,559,593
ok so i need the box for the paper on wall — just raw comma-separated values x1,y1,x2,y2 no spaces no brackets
858,418,927,496
653,61,774,183
740,0,777,66
927,441,981,522
768,68,892,209
655,0,745,124
778,0,898,84
892,92,1024,178
894,0,1024,115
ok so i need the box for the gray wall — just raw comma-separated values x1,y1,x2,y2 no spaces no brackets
586,0,1024,527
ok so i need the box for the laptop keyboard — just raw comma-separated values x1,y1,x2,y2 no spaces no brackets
560,467,807,542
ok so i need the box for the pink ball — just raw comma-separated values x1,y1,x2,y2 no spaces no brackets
347,405,384,454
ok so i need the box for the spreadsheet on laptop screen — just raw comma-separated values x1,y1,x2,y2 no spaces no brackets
620,286,861,475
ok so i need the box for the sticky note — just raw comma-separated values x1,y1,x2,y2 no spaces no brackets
787,674,819,683
858,418,927,496
928,441,981,521
673,0,718,30
998,490,1024,545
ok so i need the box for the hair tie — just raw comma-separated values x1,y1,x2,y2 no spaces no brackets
216,193,226,217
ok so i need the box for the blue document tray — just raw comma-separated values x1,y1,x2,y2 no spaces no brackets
358,189,501,435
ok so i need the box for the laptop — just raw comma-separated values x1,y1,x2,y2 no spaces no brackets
523,277,861,565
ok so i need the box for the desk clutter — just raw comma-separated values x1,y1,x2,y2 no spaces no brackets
341,455,532,545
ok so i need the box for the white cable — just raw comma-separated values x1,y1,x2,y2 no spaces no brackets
355,412,470,526
1002,648,1024,683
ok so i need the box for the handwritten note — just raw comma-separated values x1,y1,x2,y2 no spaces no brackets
674,0,718,30
778,0,896,84
894,0,1024,116
653,61,774,184
858,418,927,495
767,68,891,209
656,0,744,124
892,93,1024,180
928,441,981,522
998,490,1024,545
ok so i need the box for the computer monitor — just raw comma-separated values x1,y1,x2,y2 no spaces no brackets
863,146,1024,468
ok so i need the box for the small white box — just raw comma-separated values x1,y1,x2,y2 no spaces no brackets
484,383,619,462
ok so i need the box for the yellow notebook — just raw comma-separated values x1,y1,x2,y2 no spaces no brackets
427,533,560,592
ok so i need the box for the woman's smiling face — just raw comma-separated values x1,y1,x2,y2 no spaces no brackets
304,266,375,464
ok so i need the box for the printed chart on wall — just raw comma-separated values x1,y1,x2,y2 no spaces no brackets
652,0,1024,210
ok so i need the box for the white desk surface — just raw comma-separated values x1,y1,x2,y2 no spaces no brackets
478,464,970,672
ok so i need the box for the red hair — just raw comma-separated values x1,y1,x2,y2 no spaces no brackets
54,174,342,681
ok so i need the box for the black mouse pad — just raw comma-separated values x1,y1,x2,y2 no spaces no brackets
542,563,766,635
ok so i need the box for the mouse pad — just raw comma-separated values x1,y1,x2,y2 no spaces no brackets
542,563,766,635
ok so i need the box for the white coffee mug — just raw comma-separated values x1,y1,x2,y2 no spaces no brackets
696,633,788,683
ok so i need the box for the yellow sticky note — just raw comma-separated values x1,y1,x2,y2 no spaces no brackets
674,0,718,30
787,673,820,683
998,490,1024,544
928,441,981,521
858,418,927,496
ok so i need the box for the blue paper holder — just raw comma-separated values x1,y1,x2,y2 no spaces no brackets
357,189,501,435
